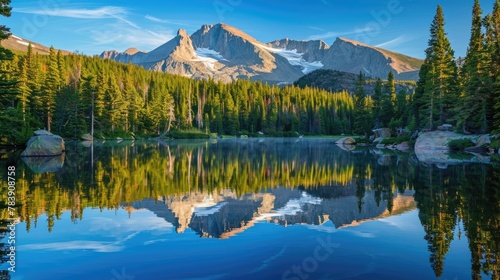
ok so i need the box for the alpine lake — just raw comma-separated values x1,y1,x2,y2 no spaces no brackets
0,138,499,280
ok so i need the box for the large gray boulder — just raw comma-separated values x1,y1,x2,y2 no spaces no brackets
415,131,485,164
21,131,65,157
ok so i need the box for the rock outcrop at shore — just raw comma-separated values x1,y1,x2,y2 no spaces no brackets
415,131,489,165
21,130,65,157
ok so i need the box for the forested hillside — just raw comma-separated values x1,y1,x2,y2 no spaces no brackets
294,69,416,96
0,44,360,144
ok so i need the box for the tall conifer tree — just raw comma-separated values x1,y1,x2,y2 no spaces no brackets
415,5,458,130
461,0,489,133
490,0,500,132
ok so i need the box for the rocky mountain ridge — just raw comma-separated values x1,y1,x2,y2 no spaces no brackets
101,23,423,84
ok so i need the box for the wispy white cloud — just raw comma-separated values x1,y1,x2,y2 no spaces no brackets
353,26,375,34
88,24,174,50
15,6,127,19
20,5,176,52
375,35,406,49
309,26,326,32
15,6,141,29
145,14,170,24
308,26,374,41
111,14,140,29
145,14,193,27
308,32,338,40
14,5,182,53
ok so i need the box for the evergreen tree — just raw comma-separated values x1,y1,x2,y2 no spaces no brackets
26,44,43,127
0,47,15,108
105,74,126,133
461,0,489,133
352,72,372,136
380,72,396,127
489,0,500,132
372,78,383,128
0,0,14,109
165,92,176,133
124,76,143,133
42,46,61,131
17,57,30,123
0,0,11,41
416,5,459,130
414,63,428,129
57,50,65,84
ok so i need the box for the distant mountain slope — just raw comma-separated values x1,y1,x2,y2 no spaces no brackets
100,23,423,84
294,69,417,94
0,34,70,55
323,38,421,81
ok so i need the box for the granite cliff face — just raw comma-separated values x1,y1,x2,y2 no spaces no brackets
101,23,423,84
323,38,421,80
268,38,329,63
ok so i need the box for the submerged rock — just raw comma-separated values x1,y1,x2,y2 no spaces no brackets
21,131,65,157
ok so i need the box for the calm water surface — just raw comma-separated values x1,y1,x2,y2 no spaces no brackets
0,139,499,280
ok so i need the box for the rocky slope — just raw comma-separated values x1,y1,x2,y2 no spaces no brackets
0,34,70,55
101,23,423,84
323,37,421,80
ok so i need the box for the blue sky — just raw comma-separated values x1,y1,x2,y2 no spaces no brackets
3,0,496,58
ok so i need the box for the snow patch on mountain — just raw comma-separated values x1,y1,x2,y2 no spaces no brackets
193,202,228,217
17,40,30,46
192,48,228,71
256,44,323,74
256,192,322,220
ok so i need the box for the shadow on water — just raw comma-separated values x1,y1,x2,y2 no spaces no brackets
0,138,499,278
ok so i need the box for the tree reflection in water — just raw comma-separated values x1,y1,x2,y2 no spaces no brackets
0,139,498,279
